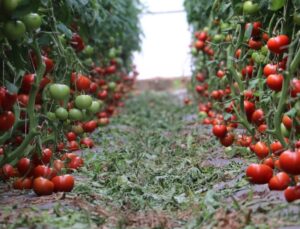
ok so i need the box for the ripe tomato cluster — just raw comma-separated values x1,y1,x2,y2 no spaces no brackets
0,1,141,195
1,150,78,195
185,1,300,201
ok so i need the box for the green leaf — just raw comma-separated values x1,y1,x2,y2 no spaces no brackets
269,0,285,11
5,80,18,94
244,23,253,41
56,23,72,38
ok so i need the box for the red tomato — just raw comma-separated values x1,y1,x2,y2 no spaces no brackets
33,177,54,196
68,156,84,170
237,135,252,147
97,90,108,100
43,56,54,73
258,124,267,133
68,140,79,151
1,164,16,179
17,94,29,107
267,35,290,54
21,74,35,94
291,78,300,97
106,65,116,74
13,178,32,190
241,65,254,78
71,33,85,52
248,38,262,50
33,165,55,179
251,109,264,126
266,74,283,91
244,100,255,118
98,117,110,126
0,111,15,131
216,70,225,78
282,115,292,129
220,133,234,146
75,75,91,91
284,186,300,202
39,76,51,90
1,89,17,111
33,148,52,165
253,141,269,159
51,175,74,192
195,85,205,94
17,157,32,176
195,40,205,50
197,31,207,41
263,64,277,77
268,172,290,190
80,137,94,148
89,82,98,93
196,73,205,82
53,159,64,172
212,124,227,138
270,141,283,155
244,90,254,100
82,120,98,133
66,132,77,142
279,150,300,175
245,22,262,36
262,33,269,42
246,164,273,184
263,157,274,169
235,49,242,59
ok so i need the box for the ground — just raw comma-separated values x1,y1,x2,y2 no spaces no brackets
1,90,300,229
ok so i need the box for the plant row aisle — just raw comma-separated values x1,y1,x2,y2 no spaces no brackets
185,0,300,202
0,0,141,195
1,91,300,228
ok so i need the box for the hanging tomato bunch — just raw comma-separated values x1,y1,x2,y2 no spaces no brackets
185,0,300,202
0,0,142,196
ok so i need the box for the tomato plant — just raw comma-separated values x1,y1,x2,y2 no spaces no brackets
185,0,300,201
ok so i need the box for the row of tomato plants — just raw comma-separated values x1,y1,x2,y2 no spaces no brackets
184,0,300,202
0,0,142,195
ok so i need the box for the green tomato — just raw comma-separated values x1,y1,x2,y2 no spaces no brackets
88,101,102,114
115,57,123,66
83,58,93,66
2,0,19,12
220,22,230,31
46,112,56,121
260,45,269,55
295,101,300,117
213,34,224,43
280,123,290,137
83,45,94,56
49,84,70,100
23,13,42,31
4,20,26,40
198,111,208,119
55,107,68,120
108,82,116,91
72,125,84,135
252,52,265,64
243,1,259,14
58,34,67,46
109,48,117,59
294,13,300,25
191,47,198,56
233,2,243,15
69,108,83,121
75,95,93,109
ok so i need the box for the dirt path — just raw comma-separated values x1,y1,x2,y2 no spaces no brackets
1,91,300,229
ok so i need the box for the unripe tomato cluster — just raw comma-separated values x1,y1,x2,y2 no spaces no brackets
0,1,141,196
186,0,300,202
